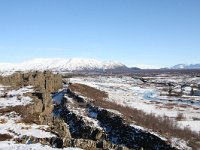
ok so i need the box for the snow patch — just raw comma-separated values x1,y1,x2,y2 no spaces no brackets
70,76,200,135
0,112,55,138
0,86,33,108
170,138,192,150
0,141,82,150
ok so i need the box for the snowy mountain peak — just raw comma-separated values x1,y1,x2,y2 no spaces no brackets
171,64,200,69
0,58,127,72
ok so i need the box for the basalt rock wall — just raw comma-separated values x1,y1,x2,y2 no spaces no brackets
0,71,62,92
0,71,71,141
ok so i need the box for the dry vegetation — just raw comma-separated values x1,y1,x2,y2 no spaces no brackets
0,118,7,124
0,105,40,124
103,105,200,149
69,83,108,101
176,113,184,121
0,134,13,141
69,83,200,149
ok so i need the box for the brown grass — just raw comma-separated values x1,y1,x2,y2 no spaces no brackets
0,105,40,124
193,107,199,110
18,114,40,124
176,113,184,121
69,83,108,101
178,104,190,108
157,105,174,109
192,117,200,121
150,101,162,104
0,134,13,141
0,118,7,124
69,83,200,149
94,99,200,148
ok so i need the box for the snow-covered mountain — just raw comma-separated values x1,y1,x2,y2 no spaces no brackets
171,64,200,69
0,58,127,72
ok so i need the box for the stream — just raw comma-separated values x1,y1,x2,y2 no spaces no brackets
142,90,200,106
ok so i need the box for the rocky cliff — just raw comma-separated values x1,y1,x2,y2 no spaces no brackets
0,71,71,148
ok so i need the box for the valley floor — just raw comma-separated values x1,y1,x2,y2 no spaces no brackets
70,73,200,149
0,71,200,149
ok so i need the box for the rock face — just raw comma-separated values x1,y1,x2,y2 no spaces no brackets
52,88,132,150
88,106,174,150
0,71,71,147
0,71,62,92
0,71,62,123
53,88,175,150
15,135,65,148
0,72,176,149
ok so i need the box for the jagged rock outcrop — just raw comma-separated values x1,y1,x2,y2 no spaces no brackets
53,87,175,150
15,135,65,148
0,72,177,149
88,106,174,150
51,117,71,139
0,71,62,117
0,71,72,147
0,71,62,92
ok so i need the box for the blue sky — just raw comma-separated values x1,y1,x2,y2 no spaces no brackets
0,0,200,68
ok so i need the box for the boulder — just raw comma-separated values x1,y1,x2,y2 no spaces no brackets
72,139,96,149
51,117,71,139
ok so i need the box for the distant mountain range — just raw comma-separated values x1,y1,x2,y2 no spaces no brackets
171,64,200,69
1,58,200,73
0,58,140,73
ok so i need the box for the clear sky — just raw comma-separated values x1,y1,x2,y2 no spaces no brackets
0,0,200,68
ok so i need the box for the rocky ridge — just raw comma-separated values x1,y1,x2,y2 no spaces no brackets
0,71,175,149
0,71,71,148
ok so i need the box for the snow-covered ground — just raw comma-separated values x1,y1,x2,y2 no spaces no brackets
0,86,33,108
0,141,82,150
0,85,5,96
130,124,192,150
0,85,54,142
0,112,55,138
0,85,82,149
70,76,200,133
64,93,103,130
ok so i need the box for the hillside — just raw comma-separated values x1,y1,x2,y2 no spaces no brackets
0,58,127,72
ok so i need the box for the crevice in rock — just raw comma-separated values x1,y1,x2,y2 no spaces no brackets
0,71,177,149
52,87,175,150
